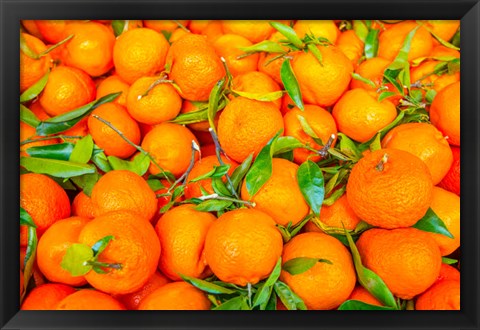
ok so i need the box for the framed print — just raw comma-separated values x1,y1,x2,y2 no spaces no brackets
1,0,479,329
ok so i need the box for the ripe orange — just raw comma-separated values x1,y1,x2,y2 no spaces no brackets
377,21,433,61
415,280,460,310
20,33,52,92
438,146,460,196
350,57,391,91
155,204,216,280
204,208,283,286
87,103,141,159
20,173,71,245
333,88,397,143
230,71,282,109
293,20,340,43
167,33,225,101
241,158,310,227
113,28,170,84
63,21,116,77
423,20,460,42
410,60,459,93
138,282,211,310
221,20,274,43
71,191,95,219
426,187,460,256
217,97,284,163
118,271,170,310
430,44,460,58
39,65,96,117
189,20,210,34
283,104,337,164
143,20,189,33
37,216,91,286
381,123,453,185
56,289,126,310
356,228,441,299
126,77,182,124
213,34,259,77
21,283,75,310
141,123,200,177
184,155,238,199
78,210,161,295
91,170,157,221
203,21,224,44
280,232,356,310
437,263,460,282
336,29,364,67
291,45,353,107
429,81,460,146
34,20,70,44
347,286,383,307
169,28,190,43
21,20,43,38
95,75,130,107
347,148,433,229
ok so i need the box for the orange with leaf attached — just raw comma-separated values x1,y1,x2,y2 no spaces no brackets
20,33,52,93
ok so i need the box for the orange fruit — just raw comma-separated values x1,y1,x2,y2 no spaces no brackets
169,28,190,43
20,270,24,297
167,33,225,101
189,20,210,34
91,170,157,221
426,187,460,256
78,210,161,295
257,53,286,86
20,173,71,245
20,121,59,155
141,123,200,177
204,208,283,286
280,232,356,310
333,88,397,143
184,155,238,199
179,100,216,132
113,28,170,84
63,21,115,77
126,77,182,124
138,282,211,310
377,21,434,61
356,227,441,299
21,283,75,310
381,123,453,185
203,21,224,44
415,280,460,310
336,29,364,67
221,20,274,43
143,20,189,33
56,289,126,310
347,148,433,229
35,20,70,44
305,194,361,232
241,158,310,227
291,45,353,107
95,75,130,107
217,97,284,162
155,204,216,280
347,286,383,306
118,271,170,310
39,65,96,117
87,103,141,159
293,20,340,43
37,216,90,286
230,71,282,109
410,60,459,93
283,104,337,164
20,33,52,93
423,20,460,42
429,44,460,58
21,20,43,38
71,191,95,219
213,34,259,76
437,263,460,282
438,146,460,196
429,81,460,146
350,57,391,91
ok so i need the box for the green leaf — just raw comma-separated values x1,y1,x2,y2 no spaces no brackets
230,153,253,191
442,257,458,265
20,32,40,59
231,90,283,102
195,199,232,212
26,143,74,161
353,20,368,42
69,135,94,164
447,58,460,74
280,59,304,110
36,92,121,136
270,21,303,48
412,207,454,238
338,300,395,310
112,20,126,37
20,70,50,103
364,29,380,59
245,132,281,196
382,69,405,95
451,29,460,48
108,153,150,176
190,165,231,182
91,149,112,173
211,178,232,197
378,91,398,103
20,105,41,128
351,73,376,88
147,179,165,191
306,43,323,65
282,257,332,275
180,274,236,295
274,281,307,310
272,136,304,155
296,115,323,146
386,26,419,71
337,133,362,161
344,229,398,309
20,157,96,178
22,225,37,300
239,40,286,54
409,89,423,103
297,160,324,217
20,207,36,228
207,78,226,134
61,243,94,276
417,21,460,51
252,258,282,308
91,235,114,257
369,133,382,152
213,296,247,310
70,173,100,197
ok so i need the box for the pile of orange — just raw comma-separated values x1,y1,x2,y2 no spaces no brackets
19,19,460,310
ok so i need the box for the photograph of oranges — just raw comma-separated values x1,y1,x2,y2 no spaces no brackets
19,19,460,311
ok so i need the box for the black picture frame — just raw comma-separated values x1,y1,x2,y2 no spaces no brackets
1,0,479,329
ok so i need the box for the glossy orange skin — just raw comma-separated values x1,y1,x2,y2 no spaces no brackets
138,282,211,310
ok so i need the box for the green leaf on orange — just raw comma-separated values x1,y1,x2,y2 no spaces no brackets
413,207,454,238
297,160,324,217
280,59,304,110
282,257,332,275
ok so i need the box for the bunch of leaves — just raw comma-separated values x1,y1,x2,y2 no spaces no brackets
20,208,37,303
